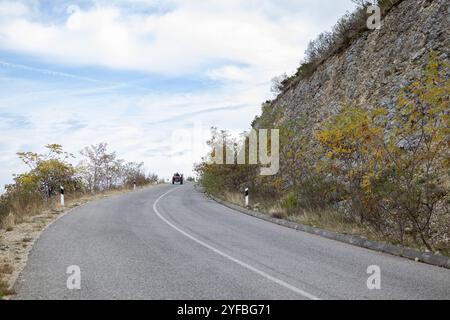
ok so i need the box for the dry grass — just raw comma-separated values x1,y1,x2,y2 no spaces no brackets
0,186,141,231
263,201,381,240
222,191,245,207
1,213,15,231
22,237,33,243
0,264,13,275
0,279,14,299
0,264,15,299
215,191,450,256
266,204,287,219
289,209,379,239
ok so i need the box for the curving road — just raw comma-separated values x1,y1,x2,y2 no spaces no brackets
14,183,450,300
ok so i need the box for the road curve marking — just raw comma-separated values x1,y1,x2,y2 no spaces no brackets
152,187,320,300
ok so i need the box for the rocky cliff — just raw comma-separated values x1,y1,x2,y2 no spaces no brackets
265,0,448,131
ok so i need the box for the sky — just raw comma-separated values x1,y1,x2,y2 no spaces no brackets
0,0,357,186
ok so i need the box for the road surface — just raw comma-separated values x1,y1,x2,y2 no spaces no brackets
14,184,450,300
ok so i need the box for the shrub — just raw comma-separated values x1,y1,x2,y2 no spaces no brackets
282,192,298,215
316,54,449,249
374,53,450,249
273,0,405,96
0,143,156,229
197,53,449,252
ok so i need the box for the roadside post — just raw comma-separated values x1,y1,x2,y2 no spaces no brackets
60,186,65,207
245,188,249,207
133,180,136,191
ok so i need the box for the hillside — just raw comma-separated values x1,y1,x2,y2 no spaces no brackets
197,0,449,254
256,0,448,132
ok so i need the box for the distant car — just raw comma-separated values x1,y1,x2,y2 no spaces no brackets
172,173,184,185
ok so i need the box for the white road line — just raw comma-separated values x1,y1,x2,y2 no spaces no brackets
152,187,320,300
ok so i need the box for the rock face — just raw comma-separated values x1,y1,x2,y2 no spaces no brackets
270,0,449,131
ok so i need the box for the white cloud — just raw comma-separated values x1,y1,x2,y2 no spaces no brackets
0,76,265,186
0,0,356,79
206,65,250,82
0,0,358,186
0,1,29,17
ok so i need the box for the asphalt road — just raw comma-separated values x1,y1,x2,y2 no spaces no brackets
14,183,450,300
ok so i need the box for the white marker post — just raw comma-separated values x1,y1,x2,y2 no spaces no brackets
133,180,136,191
245,188,249,208
60,186,65,207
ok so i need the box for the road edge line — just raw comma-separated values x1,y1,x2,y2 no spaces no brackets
152,187,321,300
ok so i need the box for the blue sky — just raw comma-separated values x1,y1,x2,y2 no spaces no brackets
0,0,356,187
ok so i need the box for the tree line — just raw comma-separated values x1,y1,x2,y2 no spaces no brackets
0,143,158,229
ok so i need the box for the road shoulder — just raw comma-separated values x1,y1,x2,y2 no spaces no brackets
199,188,450,270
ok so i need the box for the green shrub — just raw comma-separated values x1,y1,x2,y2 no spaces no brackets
197,54,448,252
282,192,298,214
0,143,155,229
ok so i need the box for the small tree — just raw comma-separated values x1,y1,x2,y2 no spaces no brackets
316,106,386,225
377,53,449,249
79,143,116,193
316,54,449,249
16,144,78,198
1,144,80,223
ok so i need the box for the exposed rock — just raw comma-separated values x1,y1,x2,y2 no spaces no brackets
269,0,448,133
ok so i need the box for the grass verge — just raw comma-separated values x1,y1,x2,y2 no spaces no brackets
0,264,14,299
218,192,450,258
